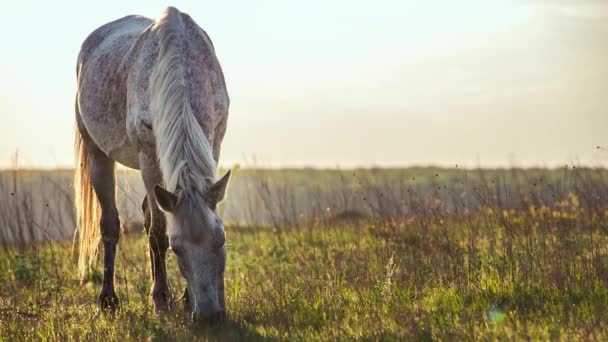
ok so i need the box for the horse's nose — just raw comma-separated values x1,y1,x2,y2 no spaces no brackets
192,307,225,324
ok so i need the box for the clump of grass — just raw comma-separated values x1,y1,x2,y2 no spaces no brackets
11,254,41,285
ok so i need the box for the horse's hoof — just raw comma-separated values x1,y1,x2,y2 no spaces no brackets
97,289,120,314
153,301,170,315
152,290,172,314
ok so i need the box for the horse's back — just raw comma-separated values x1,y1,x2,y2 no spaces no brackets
78,16,151,68
77,15,152,169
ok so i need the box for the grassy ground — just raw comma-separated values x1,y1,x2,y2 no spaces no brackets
1,212,608,340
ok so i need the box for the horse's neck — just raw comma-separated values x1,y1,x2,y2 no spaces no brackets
148,10,216,190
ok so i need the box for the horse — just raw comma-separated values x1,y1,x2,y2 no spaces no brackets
74,7,231,322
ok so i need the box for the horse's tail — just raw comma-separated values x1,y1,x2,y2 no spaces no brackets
74,122,101,281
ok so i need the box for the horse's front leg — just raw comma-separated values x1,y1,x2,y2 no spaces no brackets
140,154,171,313
88,148,121,312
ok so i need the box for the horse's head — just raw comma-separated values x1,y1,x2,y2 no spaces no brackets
153,170,231,322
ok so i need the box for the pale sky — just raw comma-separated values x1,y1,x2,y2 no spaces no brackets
1,0,607,168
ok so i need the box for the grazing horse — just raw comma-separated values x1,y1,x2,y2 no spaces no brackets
74,7,230,321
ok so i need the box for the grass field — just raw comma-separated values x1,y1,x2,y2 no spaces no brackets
1,167,608,340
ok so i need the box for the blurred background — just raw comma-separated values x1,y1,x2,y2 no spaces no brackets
1,0,607,168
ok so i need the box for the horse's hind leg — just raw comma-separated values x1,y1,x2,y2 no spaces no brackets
87,145,121,312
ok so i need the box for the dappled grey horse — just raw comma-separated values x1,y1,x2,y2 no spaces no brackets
74,7,230,321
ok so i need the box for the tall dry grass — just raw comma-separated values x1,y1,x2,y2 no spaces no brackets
1,165,608,292
2,166,608,242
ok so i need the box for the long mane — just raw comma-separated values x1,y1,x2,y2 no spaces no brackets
149,7,216,192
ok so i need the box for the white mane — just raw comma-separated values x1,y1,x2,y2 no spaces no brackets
149,8,216,192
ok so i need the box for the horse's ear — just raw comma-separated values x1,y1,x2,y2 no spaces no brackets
154,185,177,212
206,170,231,206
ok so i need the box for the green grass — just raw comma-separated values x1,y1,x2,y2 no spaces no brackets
1,215,608,341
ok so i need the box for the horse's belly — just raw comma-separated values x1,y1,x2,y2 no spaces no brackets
80,110,140,169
